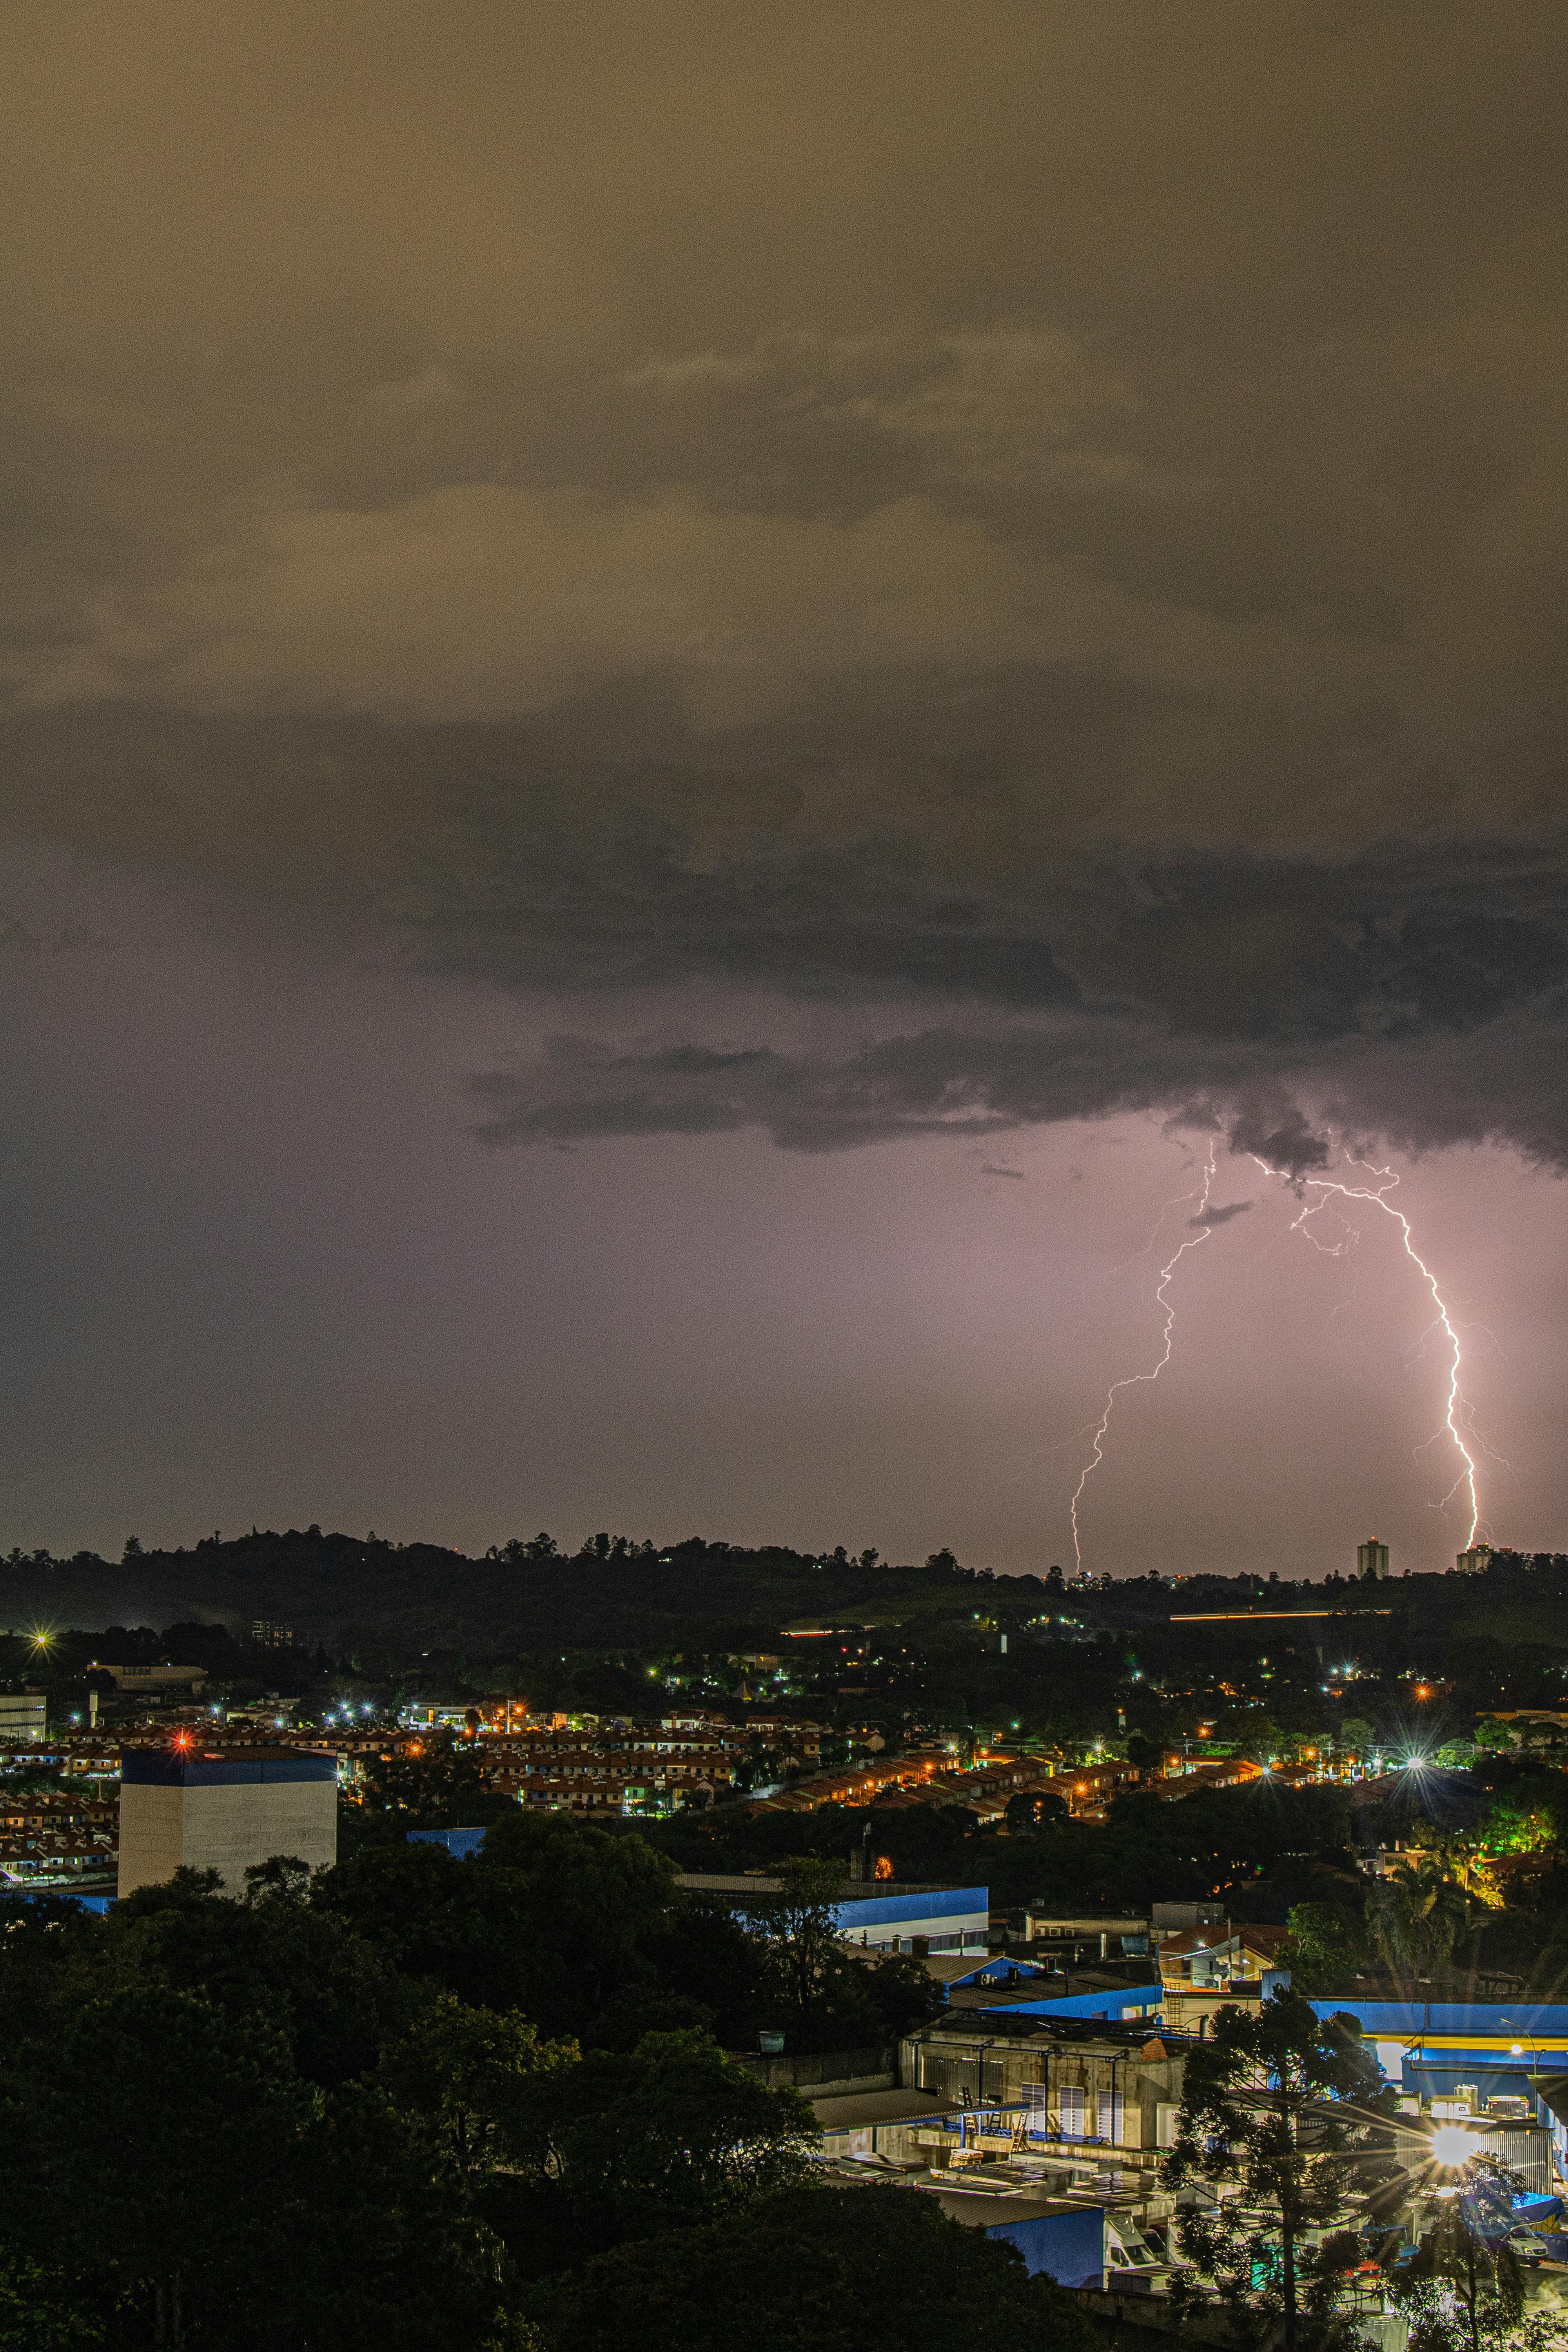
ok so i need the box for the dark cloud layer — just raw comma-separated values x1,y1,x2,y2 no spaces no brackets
3,4,1568,1172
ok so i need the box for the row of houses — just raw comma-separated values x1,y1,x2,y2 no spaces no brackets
0,1784,119,1881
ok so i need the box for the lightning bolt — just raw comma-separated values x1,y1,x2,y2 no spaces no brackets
1251,1149,1489,1547
1067,1136,1220,1571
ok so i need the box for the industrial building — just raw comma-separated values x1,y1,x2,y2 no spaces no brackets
118,1745,336,1896
0,1691,46,1741
676,1873,991,1954
1312,1994,1568,2105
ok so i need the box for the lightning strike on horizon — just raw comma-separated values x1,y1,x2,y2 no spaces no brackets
1251,1150,1492,1547
1067,1136,1220,1571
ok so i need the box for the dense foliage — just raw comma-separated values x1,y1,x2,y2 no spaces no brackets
0,1820,1003,2351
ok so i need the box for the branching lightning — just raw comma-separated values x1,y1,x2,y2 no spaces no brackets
1067,1136,1220,1571
1250,1149,1496,1546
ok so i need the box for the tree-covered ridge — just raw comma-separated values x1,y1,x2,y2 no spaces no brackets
0,1526,1029,1652
7,1523,1568,1655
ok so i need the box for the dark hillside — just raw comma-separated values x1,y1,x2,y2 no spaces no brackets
0,1528,1029,1653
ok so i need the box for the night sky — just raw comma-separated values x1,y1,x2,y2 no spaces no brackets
3,5,1567,1577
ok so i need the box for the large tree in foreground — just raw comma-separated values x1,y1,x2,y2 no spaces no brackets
532,2183,1096,2352
1162,1991,1391,2352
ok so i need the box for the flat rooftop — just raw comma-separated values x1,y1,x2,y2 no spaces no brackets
811,2089,958,2131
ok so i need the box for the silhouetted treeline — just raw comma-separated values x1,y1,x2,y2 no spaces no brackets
2,1524,1566,1657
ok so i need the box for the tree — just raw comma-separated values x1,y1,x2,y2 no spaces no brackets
354,1731,511,1834
0,2254,103,2351
506,2030,819,2261
1228,1711,1283,1764
281,2082,526,2352
243,1853,313,1904
320,1813,689,2042
760,1857,849,2016
1163,1991,1391,2352
1394,2154,1541,2352
532,2182,1096,2352
111,1860,408,2088
0,1981,299,2345
1285,1900,1367,1997
379,1994,575,2183
1479,1771,1568,1855
1365,1859,1468,1982
1003,1788,1069,1832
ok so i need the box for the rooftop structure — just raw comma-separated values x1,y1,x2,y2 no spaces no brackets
1154,1921,1291,2030
679,1872,991,1954
101,1662,209,1695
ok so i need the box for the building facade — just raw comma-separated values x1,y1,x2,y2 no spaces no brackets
118,1746,336,1896
0,1692,46,1741
896,2016,1189,2177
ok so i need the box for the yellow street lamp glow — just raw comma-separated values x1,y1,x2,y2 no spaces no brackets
1430,2125,1474,2168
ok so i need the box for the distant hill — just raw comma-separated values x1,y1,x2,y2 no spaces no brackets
0,1528,1031,1655
3,1528,1563,1660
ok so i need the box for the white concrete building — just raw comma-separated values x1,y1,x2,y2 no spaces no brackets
118,1745,337,1896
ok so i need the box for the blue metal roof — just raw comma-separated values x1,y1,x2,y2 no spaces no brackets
979,1982,1164,2021
1310,1997,1568,2045
833,1886,988,1931
408,1827,488,1859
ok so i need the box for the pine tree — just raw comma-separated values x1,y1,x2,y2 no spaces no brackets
1162,1991,1393,2352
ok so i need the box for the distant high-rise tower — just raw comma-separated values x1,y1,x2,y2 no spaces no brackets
1356,1537,1389,1581
1456,1543,1492,1575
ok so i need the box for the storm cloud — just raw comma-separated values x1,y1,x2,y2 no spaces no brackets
4,6,1568,1567
2,2,1567,1185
